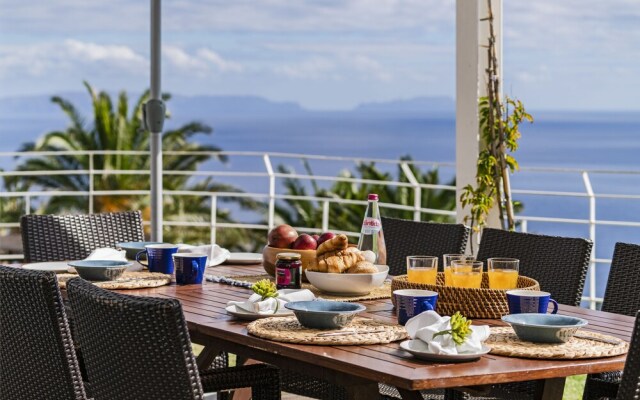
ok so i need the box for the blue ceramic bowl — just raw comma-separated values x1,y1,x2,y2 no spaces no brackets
284,301,366,330
68,260,132,281
116,242,164,260
502,313,588,343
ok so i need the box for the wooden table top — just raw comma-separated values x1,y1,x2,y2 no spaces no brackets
122,264,632,392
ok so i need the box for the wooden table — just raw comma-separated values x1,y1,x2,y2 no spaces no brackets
124,264,632,400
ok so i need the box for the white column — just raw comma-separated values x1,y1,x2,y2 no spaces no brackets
455,0,502,230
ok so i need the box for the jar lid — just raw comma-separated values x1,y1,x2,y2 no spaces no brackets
276,252,302,261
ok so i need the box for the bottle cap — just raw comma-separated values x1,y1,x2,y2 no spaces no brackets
276,252,302,261
368,193,379,201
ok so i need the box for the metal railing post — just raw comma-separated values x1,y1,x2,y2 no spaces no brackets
400,162,421,221
582,171,597,309
322,201,330,232
210,194,217,245
24,195,31,215
263,154,276,229
89,153,94,213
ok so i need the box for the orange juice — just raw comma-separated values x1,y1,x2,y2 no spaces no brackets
451,271,482,288
407,268,437,285
445,265,472,286
488,270,519,289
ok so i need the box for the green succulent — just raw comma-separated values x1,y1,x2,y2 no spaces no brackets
251,279,279,301
433,312,473,345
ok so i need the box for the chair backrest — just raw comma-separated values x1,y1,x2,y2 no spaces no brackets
616,310,640,400
602,242,640,316
381,217,470,275
0,266,86,399
21,211,145,262
476,228,593,306
67,277,204,400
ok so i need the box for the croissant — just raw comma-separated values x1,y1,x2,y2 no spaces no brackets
346,260,377,274
316,234,349,256
315,250,364,273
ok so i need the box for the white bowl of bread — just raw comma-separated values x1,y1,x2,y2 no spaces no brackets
305,234,389,295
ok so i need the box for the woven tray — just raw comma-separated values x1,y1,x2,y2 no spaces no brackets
228,274,391,302
57,271,172,290
247,316,407,345
391,273,539,318
487,327,629,359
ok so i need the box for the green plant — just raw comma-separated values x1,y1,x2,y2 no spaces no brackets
434,312,473,345
460,0,532,238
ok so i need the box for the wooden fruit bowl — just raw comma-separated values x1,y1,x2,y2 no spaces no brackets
262,245,317,282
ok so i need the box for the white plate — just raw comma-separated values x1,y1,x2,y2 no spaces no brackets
22,261,74,273
224,252,263,265
225,305,293,320
400,340,491,363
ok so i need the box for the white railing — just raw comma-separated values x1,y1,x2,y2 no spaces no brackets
2,150,640,309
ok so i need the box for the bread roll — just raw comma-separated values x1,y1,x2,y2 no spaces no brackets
346,260,378,274
317,234,349,256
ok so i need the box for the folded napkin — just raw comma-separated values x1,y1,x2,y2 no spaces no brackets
405,310,490,355
227,289,316,315
177,244,230,266
85,248,127,261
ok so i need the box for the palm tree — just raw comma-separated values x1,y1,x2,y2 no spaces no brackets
6,82,262,249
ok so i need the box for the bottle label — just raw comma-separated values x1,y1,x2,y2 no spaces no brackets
361,217,381,234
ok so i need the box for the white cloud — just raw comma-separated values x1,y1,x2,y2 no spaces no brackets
197,49,244,73
65,40,146,66
275,57,338,80
274,54,393,82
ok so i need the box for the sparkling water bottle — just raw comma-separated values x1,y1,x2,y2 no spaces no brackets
357,193,387,264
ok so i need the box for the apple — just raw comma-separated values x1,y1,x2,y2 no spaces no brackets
291,234,317,250
312,234,320,242
316,232,336,246
268,224,298,248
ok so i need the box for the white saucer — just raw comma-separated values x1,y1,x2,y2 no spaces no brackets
225,305,293,320
22,261,75,273
400,340,491,363
224,252,262,265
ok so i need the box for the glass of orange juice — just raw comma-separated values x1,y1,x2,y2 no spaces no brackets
443,254,475,286
450,260,483,288
488,258,519,289
406,256,438,285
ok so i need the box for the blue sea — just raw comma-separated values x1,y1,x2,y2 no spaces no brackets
2,109,640,302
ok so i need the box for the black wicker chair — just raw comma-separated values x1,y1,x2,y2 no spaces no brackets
0,266,87,399
21,211,145,262
616,310,640,400
583,242,640,400
66,277,281,400
381,217,470,276
449,228,593,400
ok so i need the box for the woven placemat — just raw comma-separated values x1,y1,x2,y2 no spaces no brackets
228,274,391,301
486,326,629,359
57,271,172,290
247,316,407,345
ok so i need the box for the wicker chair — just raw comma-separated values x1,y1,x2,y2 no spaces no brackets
616,310,640,400
0,266,87,399
381,217,470,275
449,228,593,400
583,242,640,400
66,277,281,400
21,211,145,262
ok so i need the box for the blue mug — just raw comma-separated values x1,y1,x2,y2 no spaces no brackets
173,253,208,285
136,244,178,274
394,289,438,325
507,290,558,314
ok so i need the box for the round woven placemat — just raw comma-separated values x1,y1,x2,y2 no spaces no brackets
391,273,540,318
247,316,407,345
486,326,629,359
228,274,391,302
57,271,172,290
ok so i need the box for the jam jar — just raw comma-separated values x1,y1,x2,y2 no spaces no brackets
275,252,302,290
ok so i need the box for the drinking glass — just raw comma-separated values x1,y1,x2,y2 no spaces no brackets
443,254,476,286
488,258,520,289
450,260,483,288
406,256,438,285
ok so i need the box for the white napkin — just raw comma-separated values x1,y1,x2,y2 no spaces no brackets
85,248,127,261
405,310,490,355
227,289,316,315
177,244,230,266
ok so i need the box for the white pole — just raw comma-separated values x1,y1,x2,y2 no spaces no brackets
147,0,165,242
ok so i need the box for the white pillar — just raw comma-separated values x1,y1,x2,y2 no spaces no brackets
455,0,502,230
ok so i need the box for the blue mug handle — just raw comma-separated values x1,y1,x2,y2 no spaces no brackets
549,299,558,314
135,250,148,267
421,300,435,312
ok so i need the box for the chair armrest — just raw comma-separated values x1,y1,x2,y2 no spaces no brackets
199,364,280,399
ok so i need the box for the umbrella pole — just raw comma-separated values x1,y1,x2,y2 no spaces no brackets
147,0,165,242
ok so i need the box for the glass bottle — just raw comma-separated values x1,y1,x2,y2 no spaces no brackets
357,193,387,264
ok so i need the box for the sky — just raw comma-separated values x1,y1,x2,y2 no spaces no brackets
0,0,639,110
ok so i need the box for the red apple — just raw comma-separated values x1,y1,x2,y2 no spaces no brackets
268,224,298,248
316,232,336,246
291,234,317,250
311,234,320,242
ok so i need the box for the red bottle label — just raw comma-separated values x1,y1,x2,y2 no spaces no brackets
361,217,381,234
